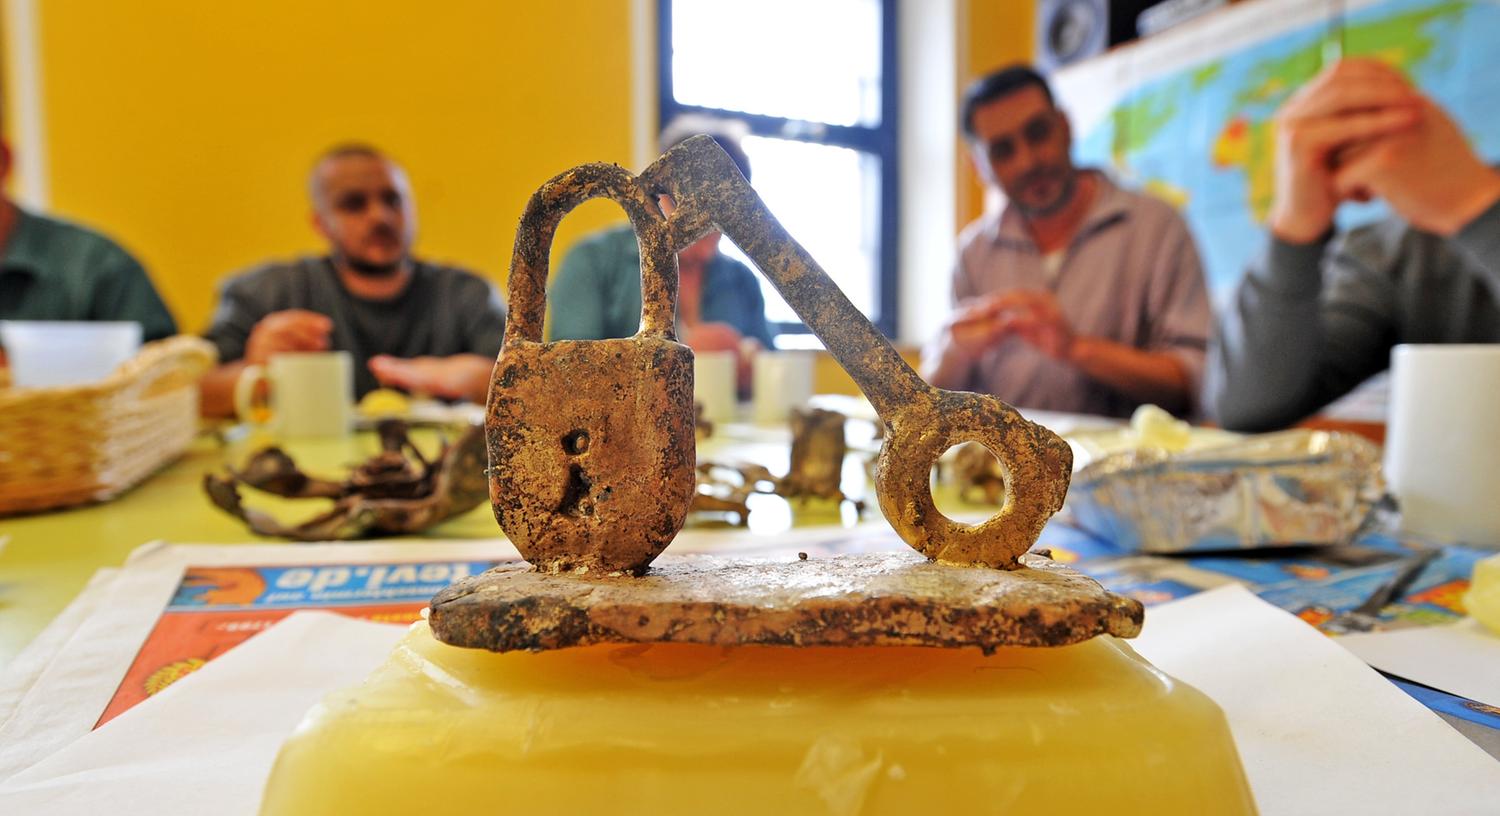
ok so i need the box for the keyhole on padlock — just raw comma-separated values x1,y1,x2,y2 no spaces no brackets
563,430,590,455
557,430,594,517
558,465,592,516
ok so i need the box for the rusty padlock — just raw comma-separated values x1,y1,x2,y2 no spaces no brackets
488,163,695,575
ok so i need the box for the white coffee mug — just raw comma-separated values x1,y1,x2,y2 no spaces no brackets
693,350,737,424
234,351,354,437
752,351,815,424
1385,344,1500,545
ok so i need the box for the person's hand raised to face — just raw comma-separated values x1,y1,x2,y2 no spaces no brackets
1332,95,1500,236
1268,59,1423,243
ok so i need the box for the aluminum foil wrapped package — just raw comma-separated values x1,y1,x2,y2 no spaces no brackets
1065,430,1386,553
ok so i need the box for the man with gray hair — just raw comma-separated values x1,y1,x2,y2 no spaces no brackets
199,144,506,415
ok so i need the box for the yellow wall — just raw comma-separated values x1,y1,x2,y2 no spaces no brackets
11,1,1026,364
958,0,1035,229
22,1,640,333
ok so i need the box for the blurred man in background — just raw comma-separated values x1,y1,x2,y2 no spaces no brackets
1206,59,1500,430
0,137,176,341
549,115,774,393
922,65,1210,418
199,144,506,416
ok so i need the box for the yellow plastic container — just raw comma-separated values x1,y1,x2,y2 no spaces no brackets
1466,552,1500,635
261,622,1256,815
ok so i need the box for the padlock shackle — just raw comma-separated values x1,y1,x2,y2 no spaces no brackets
639,136,928,420
506,163,679,345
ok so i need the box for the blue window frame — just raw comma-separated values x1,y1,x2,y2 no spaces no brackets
657,0,901,342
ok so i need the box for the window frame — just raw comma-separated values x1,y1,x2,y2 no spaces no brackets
656,0,901,340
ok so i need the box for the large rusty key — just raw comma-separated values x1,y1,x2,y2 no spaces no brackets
489,163,695,575
640,136,1072,569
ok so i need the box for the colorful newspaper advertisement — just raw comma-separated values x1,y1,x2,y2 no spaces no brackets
96,557,509,726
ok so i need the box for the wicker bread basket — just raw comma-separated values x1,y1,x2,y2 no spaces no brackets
0,335,217,515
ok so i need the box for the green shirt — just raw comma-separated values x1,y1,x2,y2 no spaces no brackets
0,208,177,340
549,224,775,346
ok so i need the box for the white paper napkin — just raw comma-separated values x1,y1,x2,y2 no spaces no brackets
6,581,1500,815
1338,617,1500,708
0,612,405,814
1132,584,1500,815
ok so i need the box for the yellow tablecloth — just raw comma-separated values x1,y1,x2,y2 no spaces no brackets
0,428,503,668
0,419,895,669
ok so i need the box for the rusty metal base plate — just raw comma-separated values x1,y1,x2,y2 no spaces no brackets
428,551,1143,654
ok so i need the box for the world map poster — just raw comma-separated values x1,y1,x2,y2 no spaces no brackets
1053,0,1500,300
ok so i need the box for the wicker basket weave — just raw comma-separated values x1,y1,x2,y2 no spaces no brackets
0,335,217,515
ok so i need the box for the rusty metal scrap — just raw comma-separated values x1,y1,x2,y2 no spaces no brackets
690,409,867,526
950,441,1008,506
429,549,1143,653
203,420,487,540
780,407,849,501
689,462,764,525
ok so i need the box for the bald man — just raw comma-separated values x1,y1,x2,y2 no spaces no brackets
200,144,506,416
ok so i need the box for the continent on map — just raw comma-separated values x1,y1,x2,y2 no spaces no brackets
1211,0,1467,222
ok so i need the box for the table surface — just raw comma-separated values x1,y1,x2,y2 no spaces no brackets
0,419,889,669
4,413,1499,763
0,427,502,668
0,409,1420,667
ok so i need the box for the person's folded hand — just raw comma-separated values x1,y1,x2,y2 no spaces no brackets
947,294,1011,354
1332,96,1500,236
990,289,1074,361
680,321,744,354
1268,59,1422,243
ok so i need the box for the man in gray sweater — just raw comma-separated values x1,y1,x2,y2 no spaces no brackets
200,145,506,416
923,65,1210,418
1207,59,1500,431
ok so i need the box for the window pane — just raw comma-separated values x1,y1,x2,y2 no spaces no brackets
720,136,880,325
671,0,882,127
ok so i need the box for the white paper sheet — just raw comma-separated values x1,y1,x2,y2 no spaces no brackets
1338,618,1500,708
0,612,406,815
0,527,905,785
1132,584,1500,815
0,538,516,784
0,530,891,784
7,548,1500,814
0,561,175,784
0,567,117,728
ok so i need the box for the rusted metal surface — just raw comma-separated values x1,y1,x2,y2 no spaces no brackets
429,550,1143,653
950,441,1008,505
490,163,695,575
780,407,849,501
203,420,487,540
690,408,866,526
488,137,1070,575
